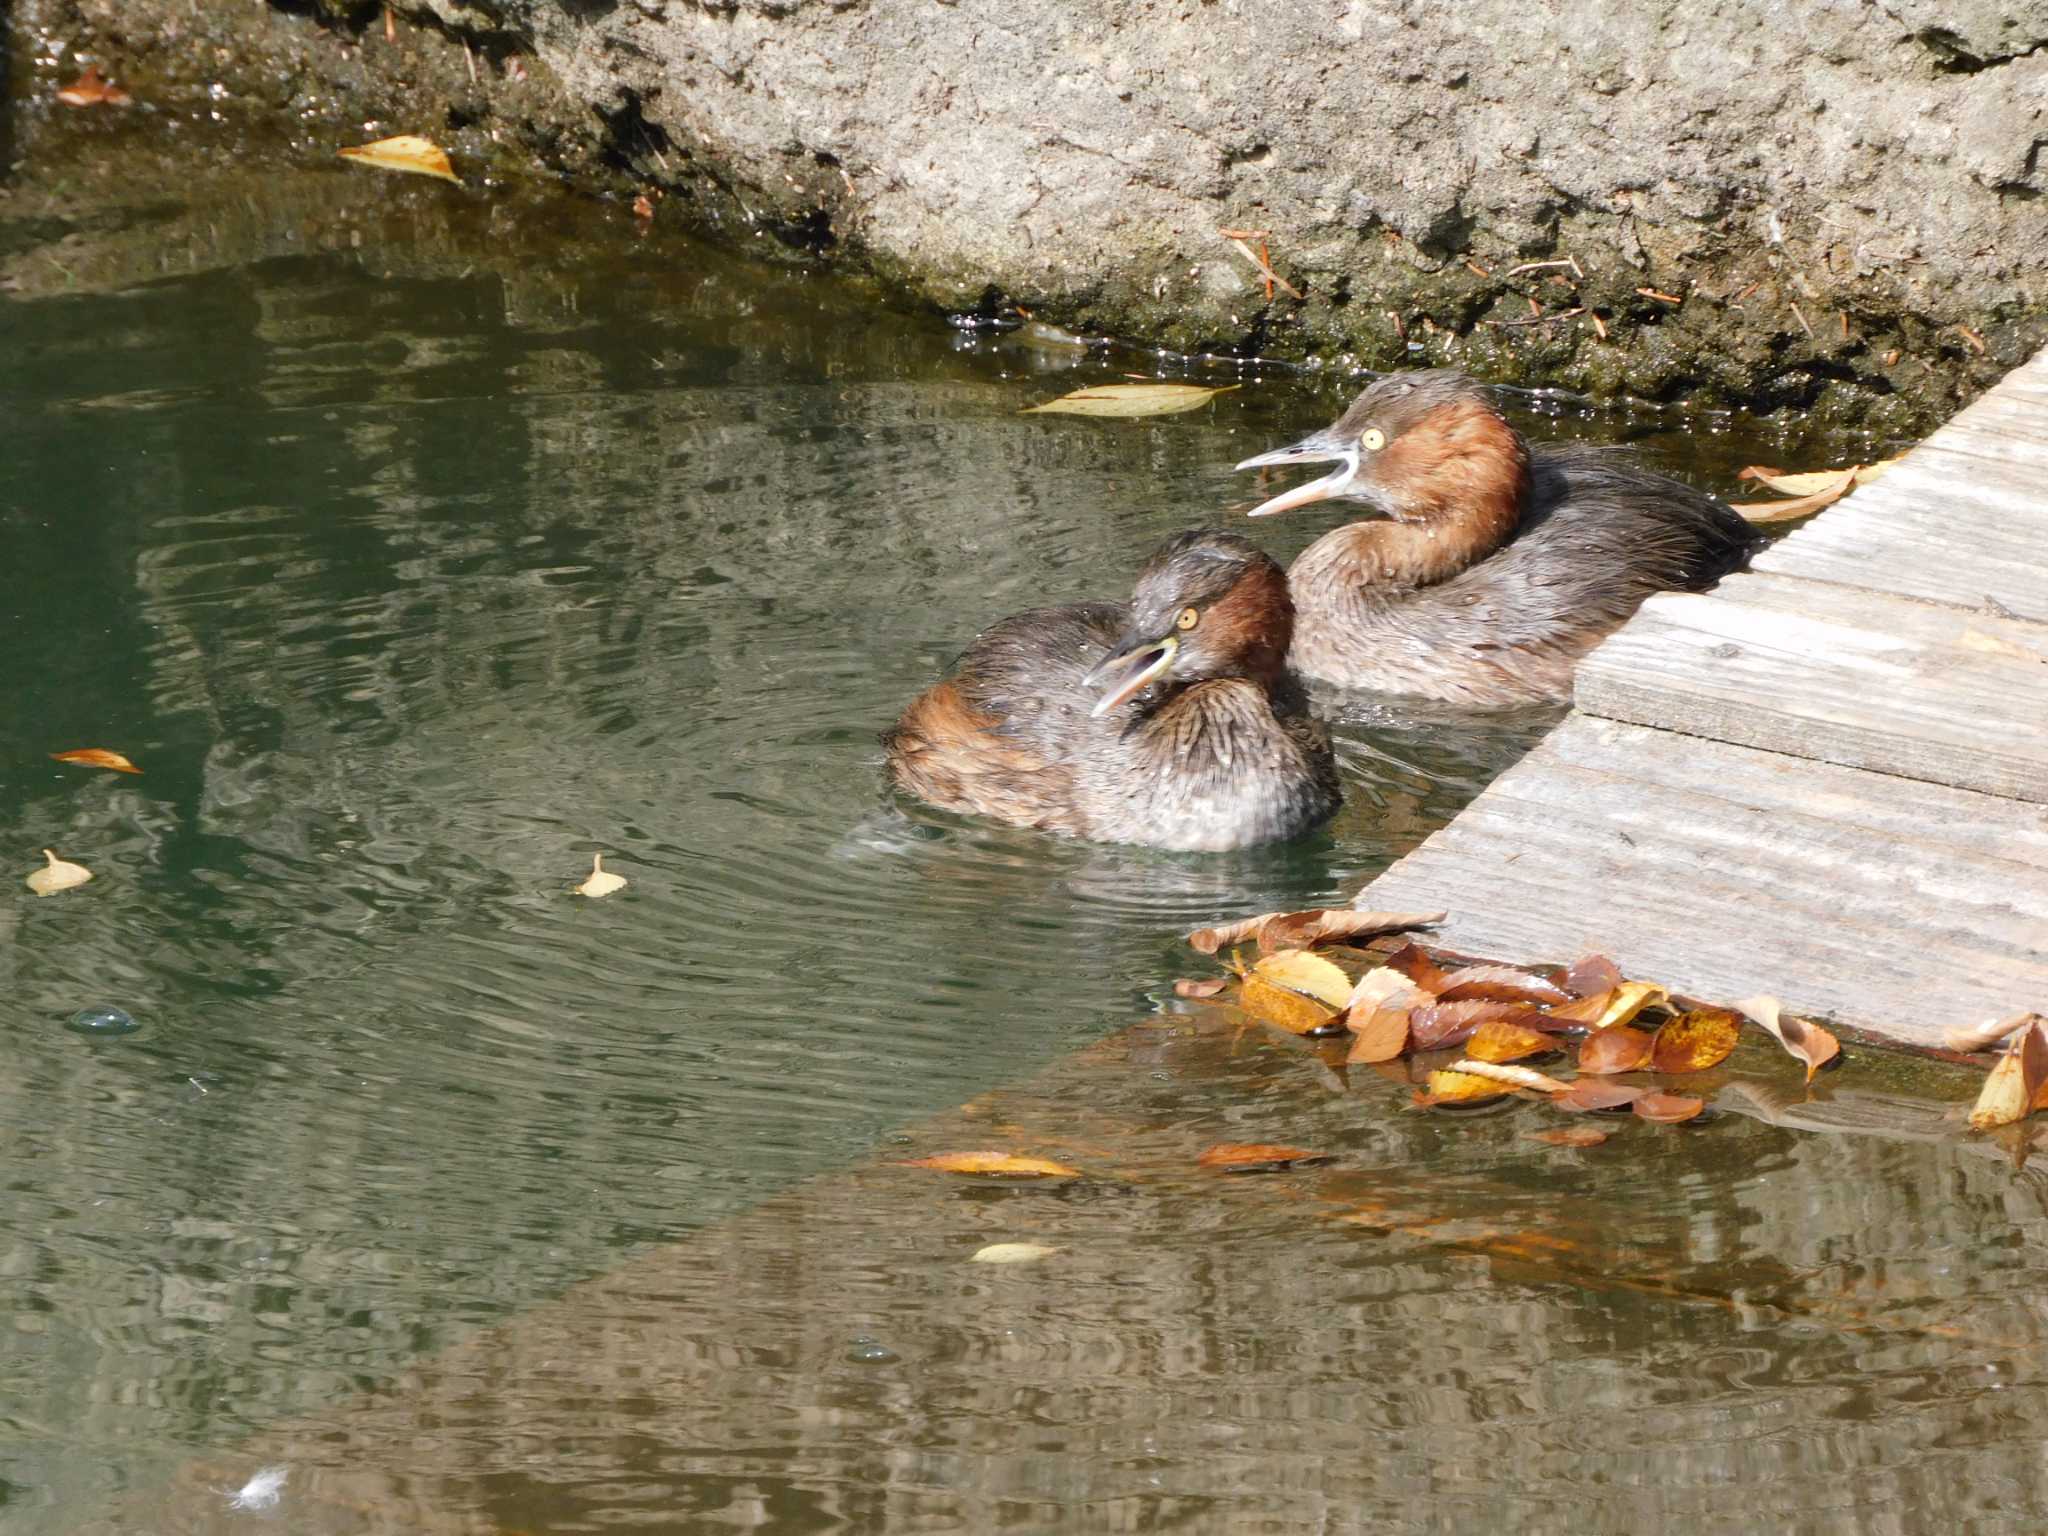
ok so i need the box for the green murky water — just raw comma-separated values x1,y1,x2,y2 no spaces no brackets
4,166,2041,1535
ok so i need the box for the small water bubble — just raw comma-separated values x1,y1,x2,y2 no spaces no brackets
66,1005,140,1037
846,1335,898,1365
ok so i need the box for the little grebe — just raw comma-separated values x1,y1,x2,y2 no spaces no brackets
1236,370,1758,706
884,530,1340,850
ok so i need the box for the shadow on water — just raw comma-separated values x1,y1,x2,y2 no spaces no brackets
4,152,2036,1533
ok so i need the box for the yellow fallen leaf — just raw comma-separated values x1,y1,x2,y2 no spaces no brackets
26,849,93,896
1197,1142,1329,1171
574,853,627,898
1250,949,1352,1009
51,748,142,774
1586,981,1667,1032
1023,382,1240,417
1239,975,1339,1035
1728,468,1856,523
338,134,461,185
969,1242,1061,1264
900,1151,1080,1178
1970,1048,2032,1131
1414,1068,1511,1107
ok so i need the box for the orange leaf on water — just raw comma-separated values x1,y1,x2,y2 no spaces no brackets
1465,1017,1557,1064
1579,1023,1655,1075
1633,1091,1706,1124
1239,976,1340,1035
56,66,131,107
900,1151,1080,1178
1551,1079,1646,1113
1408,998,1525,1051
1650,1009,1741,1074
52,748,142,774
1413,1069,1511,1108
339,134,461,184
1561,953,1623,999
1526,1125,1611,1149
1732,995,1841,1084
1197,1143,1330,1172
1345,1006,1411,1064
1381,942,1452,996
1174,977,1230,1000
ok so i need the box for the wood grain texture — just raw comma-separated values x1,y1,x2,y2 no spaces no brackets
1575,571,2048,802
1354,717,2048,1049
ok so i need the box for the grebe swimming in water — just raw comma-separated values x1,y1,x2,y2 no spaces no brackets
1237,369,1758,706
884,529,1339,850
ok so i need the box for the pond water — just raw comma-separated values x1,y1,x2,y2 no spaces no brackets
5,166,2042,1534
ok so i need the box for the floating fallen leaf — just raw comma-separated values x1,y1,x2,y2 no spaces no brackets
1551,1079,1647,1113
1575,980,1667,1032
632,192,656,220
1561,953,1623,999
1409,999,1527,1051
969,1242,1060,1264
1345,1005,1412,1064
574,853,627,898
1240,977,1339,1035
1346,966,1423,1013
56,66,131,107
1526,1126,1611,1148
51,748,142,774
1174,976,1230,1000
1444,1059,1570,1094
1023,382,1240,418
1187,907,1441,955
1255,907,1446,955
1633,1091,1706,1124
1650,1009,1741,1074
900,1151,1080,1178
1414,1069,1512,1107
1466,1017,1557,1064
1250,950,1353,1009
1731,994,1840,1084
1381,942,1452,995
1945,1011,2045,1055
1436,964,1569,1005
1727,460,1903,524
339,134,461,185
26,849,93,896
1197,1142,1330,1172
1578,1023,1656,1075
1969,1040,2034,1132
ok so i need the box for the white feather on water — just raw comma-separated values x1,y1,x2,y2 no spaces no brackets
226,1465,289,1511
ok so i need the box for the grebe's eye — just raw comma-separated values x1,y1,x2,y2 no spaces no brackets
1176,606,1200,631
1362,427,1387,452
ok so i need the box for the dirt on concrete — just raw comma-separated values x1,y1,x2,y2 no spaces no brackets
7,0,2046,434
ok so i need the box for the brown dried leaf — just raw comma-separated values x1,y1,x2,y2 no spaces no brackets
1650,1009,1741,1074
1174,976,1230,1000
2026,1022,2048,1113
1633,1091,1706,1124
51,748,142,774
25,848,93,897
339,134,462,185
1436,964,1570,1005
1551,1079,1647,1113
1345,1006,1411,1064
1414,1069,1510,1108
900,1151,1080,1178
1578,1023,1655,1075
1023,382,1240,417
1409,998,1525,1052
1943,1011,2043,1055
1186,913,1274,954
1197,1143,1330,1172
1544,989,1616,1027
1465,1017,1557,1064
1257,907,1445,954
1346,966,1425,1014
1250,949,1353,1009
1239,976,1340,1036
1731,994,1840,1084
1526,1126,1612,1149
1381,942,1452,996
1728,466,1857,523
1561,953,1624,999
1970,1049,2032,1132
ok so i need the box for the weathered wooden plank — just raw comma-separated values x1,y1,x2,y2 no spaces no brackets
1575,572,2048,801
1355,717,2048,1049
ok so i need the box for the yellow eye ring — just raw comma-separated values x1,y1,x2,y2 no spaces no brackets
1362,428,1387,451
1176,606,1200,631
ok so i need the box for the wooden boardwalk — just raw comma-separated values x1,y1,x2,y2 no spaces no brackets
1359,345,2048,1051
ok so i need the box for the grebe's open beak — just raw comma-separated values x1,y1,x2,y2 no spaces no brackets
1083,633,1179,719
1235,428,1359,518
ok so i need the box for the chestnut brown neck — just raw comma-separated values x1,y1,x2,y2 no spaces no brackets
1191,559,1294,693
1338,398,1529,587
